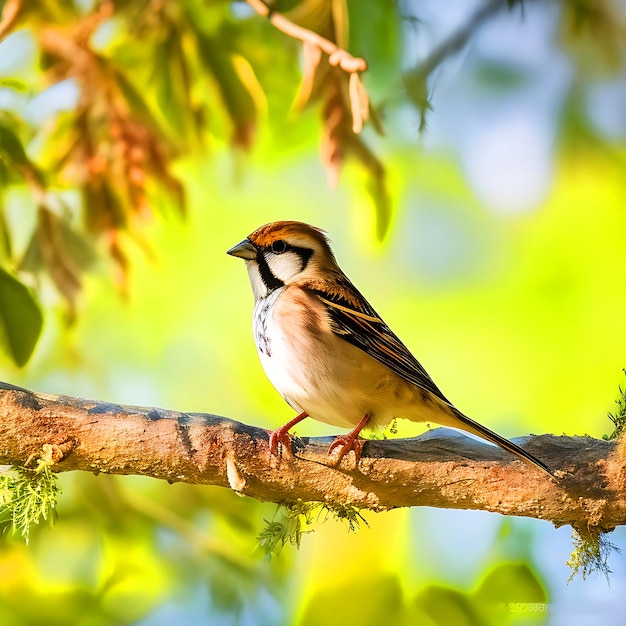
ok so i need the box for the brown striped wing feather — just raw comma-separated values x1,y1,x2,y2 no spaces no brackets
303,275,452,404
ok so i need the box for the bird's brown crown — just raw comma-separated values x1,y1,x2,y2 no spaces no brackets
248,220,331,251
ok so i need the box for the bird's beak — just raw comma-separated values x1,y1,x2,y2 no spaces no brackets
227,238,257,260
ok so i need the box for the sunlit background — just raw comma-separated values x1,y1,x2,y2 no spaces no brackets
1,0,625,624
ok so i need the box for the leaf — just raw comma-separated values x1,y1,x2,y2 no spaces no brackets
83,176,126,234
415,586,481,626
0,0,22,42
105,61,163,137
0,206,12,260
0,78,27,91
348,71,369,133
284,0,332,36
0,123,30,169
152,28,201,146
300,573,404,626
346,0,402,106
293,40,323,110
320,79,347,187
0,266,43,367
0,122,45,187
474,563,546,606
196,33,259,150
20,206,96,312
331,0,349,49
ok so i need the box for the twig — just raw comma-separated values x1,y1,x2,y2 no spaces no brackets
246,0,367,73
404,0,512,123
245,0,368,133
409,0,509,80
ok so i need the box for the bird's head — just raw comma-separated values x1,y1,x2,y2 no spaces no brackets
227,220,337,299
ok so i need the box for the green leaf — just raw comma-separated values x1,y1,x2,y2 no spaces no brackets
0,78,28,91
0,207,12,260
152,28,201,145
196,32,259,149
0,124,30,169
300,573,403,626
415,586,481,626
347,0,402,91
473,562,549,623
0,267,43,366
0,122,45,187
474,563,546,605
100,57,164,137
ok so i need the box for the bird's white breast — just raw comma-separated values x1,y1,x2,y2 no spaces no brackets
252,286,405,431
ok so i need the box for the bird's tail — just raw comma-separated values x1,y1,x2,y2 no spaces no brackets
449,406,555,480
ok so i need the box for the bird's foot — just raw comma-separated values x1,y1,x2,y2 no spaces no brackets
328,413,371,466
268,428,293,457
328,435,367,465
268,411,309,457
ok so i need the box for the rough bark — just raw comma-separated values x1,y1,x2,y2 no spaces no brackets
0,381,624,533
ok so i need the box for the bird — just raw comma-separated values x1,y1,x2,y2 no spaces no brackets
227,220,553,478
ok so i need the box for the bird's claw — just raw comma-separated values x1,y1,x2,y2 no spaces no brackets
268,428,293,457
328,435,366,466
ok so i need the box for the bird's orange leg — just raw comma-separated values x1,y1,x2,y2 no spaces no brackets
268,412,309,456
328,414,371,465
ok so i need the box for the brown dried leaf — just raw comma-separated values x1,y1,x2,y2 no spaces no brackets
106,229,130,297
0,0,22,42
83,176,126,234
24,206,93,313
348,72,368,133
319,70,390,236
321,79,349,187
294,40,323,110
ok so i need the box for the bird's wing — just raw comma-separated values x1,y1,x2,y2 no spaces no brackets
303,275,451,404
301,278,556,479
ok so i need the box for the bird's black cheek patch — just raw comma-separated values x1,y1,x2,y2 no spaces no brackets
294,246,313,272
256,251,284,292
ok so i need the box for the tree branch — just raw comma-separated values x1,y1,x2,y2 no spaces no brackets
407,0,508,82
245,0,369,133
0,381,624,533
403,0,512,127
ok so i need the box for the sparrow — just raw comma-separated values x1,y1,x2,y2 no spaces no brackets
227,220,553,478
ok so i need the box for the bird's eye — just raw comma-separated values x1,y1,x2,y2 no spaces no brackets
271,240,287,254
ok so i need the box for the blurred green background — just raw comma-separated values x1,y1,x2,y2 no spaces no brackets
1,0,625,624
